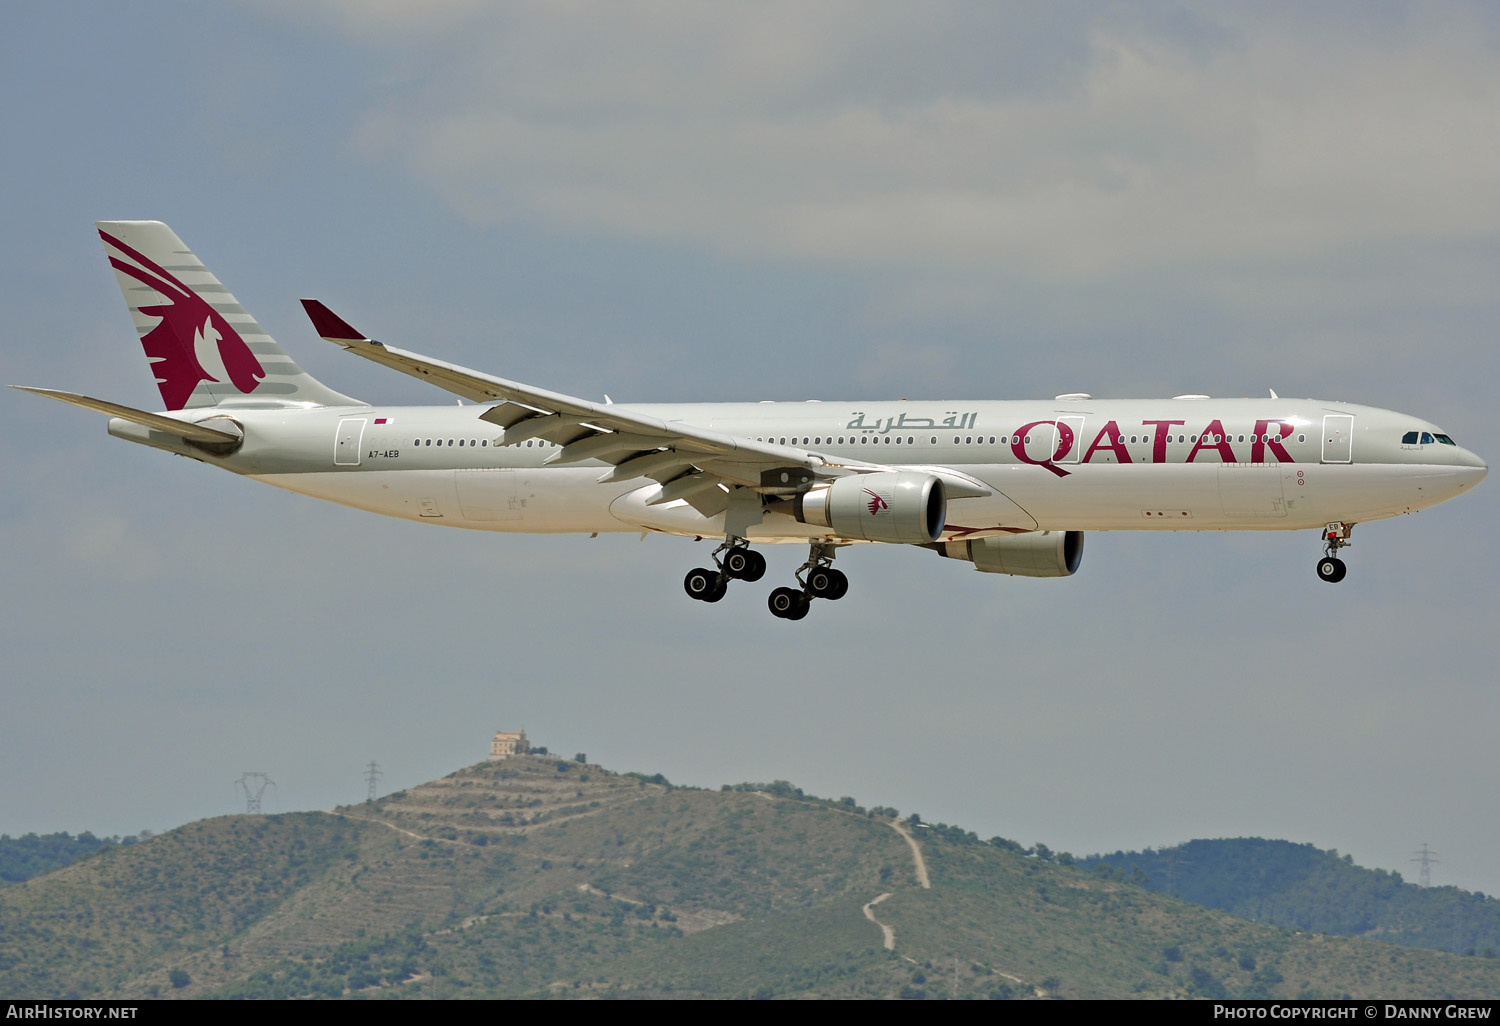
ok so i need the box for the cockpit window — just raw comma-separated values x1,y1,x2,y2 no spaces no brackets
1402,430,1454,446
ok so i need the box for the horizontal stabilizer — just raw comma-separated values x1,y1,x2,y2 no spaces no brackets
12,386,243,446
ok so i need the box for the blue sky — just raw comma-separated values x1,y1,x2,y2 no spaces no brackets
4,2,1499,902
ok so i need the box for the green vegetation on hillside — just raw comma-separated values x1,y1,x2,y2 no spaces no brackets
0,832,147,885
1079,839,1500,957
3,758,1498,999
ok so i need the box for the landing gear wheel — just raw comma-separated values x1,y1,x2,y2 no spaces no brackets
1317,523,1353,584
806,567,848,600
702,578,729,602
742,549,766,582
768,587,805,619
1316,557,1347,583
684,567,721,600
723,547,766,582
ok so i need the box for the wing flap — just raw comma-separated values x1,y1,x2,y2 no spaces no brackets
647,473,727,506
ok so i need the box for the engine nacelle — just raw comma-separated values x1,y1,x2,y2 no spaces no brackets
937,531,1084,577
794,472,946,544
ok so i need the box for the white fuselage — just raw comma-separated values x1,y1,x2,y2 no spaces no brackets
117,396,1487,544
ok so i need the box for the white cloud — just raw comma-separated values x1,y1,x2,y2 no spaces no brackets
313,4,1500,284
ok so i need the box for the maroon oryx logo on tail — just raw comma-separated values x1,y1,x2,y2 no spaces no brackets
863,489,889,516
100,229,264,410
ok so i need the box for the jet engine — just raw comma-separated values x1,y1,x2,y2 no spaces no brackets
935,531,1084,577
793,472,945,544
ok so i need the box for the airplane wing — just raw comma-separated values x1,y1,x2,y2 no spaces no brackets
302,300,856,517
302,301,992,512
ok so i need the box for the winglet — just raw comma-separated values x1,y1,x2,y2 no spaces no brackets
301,299,369,343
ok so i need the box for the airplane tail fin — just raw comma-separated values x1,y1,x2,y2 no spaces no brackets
97,221,361,410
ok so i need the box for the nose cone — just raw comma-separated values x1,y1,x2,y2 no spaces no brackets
1452,448,1487,492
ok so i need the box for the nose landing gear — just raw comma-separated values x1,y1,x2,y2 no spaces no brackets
1317,522,1353,583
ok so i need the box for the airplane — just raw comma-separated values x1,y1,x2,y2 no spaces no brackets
16,221,1488,620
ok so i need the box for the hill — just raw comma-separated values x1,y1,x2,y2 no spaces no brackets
3,756,1499,999
1078,839,1500,956
0,832,137,885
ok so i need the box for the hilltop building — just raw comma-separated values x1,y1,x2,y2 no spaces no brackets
489,729,529,760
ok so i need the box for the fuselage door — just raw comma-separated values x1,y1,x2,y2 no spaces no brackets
1321,415,1354,464
335,417,367,466
1055,416,1086,464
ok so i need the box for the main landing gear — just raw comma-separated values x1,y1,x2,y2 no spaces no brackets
683,538,767,604
683,540,849,620
768,543,848,621
1317,522,1353,583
